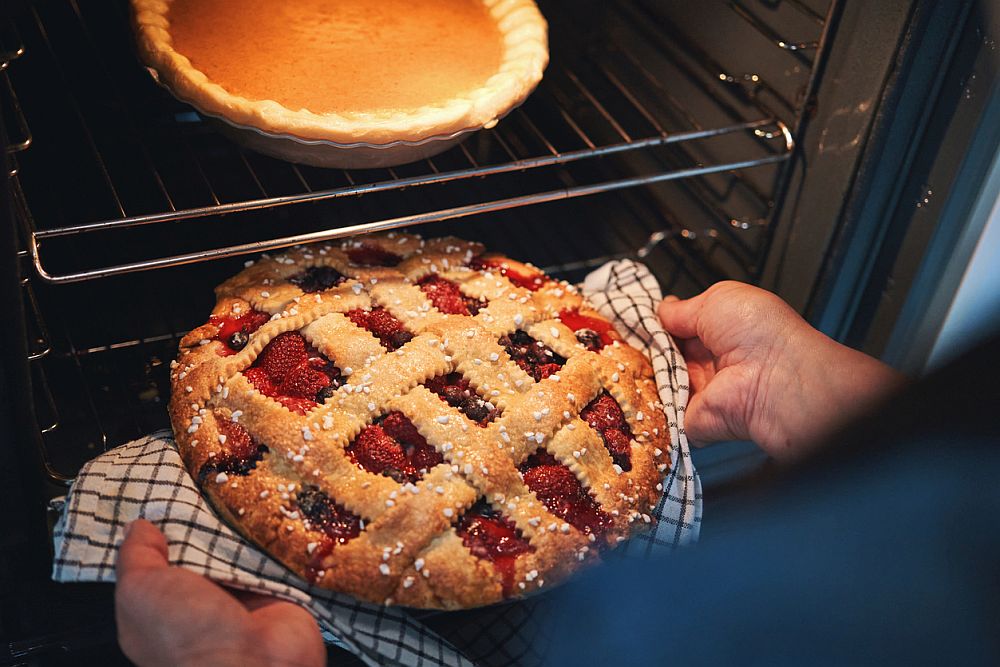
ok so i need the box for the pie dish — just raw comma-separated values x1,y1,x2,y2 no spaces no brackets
169,233,670,608
131,0,548,166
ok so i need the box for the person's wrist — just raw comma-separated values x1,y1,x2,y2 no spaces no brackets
766,329,906,459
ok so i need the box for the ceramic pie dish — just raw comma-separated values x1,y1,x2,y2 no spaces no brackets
131,0,549,168
169,233,671,609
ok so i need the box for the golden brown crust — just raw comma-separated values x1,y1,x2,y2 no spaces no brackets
169,232,670,609
130,0,548,145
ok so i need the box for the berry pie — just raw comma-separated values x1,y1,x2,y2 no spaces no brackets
170,233,670,608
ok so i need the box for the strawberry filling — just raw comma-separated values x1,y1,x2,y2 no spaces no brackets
521,452,613,538
346,411,443,483
209,309,271,356
243,331,346,414
197,420,268,485
296,485,363,581
580,391,633,471
290,265,347,293
456,500,534,596
424,373,497,426
418,275,484,316
346,307,413,350
499,330,566,381
470,255,548,291
557,309,619,351
346,243,402,267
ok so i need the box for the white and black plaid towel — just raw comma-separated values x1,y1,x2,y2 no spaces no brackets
52,260,701,667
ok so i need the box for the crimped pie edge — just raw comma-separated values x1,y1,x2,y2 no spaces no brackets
131,0,549,145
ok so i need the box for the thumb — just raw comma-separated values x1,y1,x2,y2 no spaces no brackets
117,519,170,579
657,292,706,340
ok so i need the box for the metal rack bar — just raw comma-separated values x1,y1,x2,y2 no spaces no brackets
28,359,60,439
516,109,561,157
2,70,31,153
27,135,792,283
729,1,819,59
23,279,51,360
32,120,778,238
0,23,24,70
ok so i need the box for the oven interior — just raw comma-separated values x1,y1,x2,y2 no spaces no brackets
8,0,834,489
2,0,844,662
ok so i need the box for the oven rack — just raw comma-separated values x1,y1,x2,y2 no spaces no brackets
19,120,792,283
2,0,835,287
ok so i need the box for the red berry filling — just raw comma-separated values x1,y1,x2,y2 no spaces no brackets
346,243,402,267
521,452,613,537
244,331,346,414
456,500,534,596
499,330,566,381
346,411,443,483
418,275,484,316
290,265,347,293
196,420,268,485
424,373,497,426
296,485,362,544
557,309,619,351
470,255,548,291
580,391,633,471
296,484,363,581
346,307,413,351
209,309,271,356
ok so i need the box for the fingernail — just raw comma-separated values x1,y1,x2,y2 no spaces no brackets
663,295,680,303
123,520,135,538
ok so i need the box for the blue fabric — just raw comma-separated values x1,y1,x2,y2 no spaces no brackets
544,333,1000,665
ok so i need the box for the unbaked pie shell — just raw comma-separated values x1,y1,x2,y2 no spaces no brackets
131,0,549,157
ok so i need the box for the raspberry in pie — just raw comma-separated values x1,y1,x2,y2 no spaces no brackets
131,0,548,147
170,233,670,608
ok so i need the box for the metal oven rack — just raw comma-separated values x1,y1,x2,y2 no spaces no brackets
4,0,836,482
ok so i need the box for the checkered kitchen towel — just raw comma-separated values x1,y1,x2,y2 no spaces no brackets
52,259,701,667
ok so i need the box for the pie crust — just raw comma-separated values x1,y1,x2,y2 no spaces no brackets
169,233,669,609
131,0,549,145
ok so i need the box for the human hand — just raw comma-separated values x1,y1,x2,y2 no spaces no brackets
115,519,325,667
658,281,906,460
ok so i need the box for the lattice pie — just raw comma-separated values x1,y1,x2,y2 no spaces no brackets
169,233,670,608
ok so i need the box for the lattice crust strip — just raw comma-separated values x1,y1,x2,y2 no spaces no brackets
170,232,671,609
